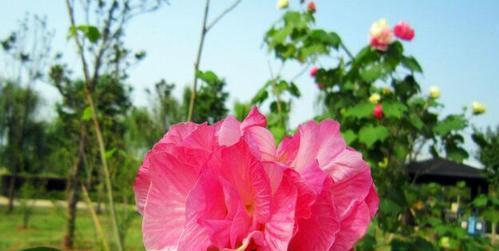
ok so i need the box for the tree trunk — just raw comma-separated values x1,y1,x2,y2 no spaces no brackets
64,129,86,249
6,167,18,213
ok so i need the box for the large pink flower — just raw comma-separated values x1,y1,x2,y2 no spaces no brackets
134,107,379,251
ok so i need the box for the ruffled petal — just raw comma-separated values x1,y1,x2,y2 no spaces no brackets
287,120,346,172
263,170,298,250
240,106,267,130
329,202,371,251
289,178,339,251
216,141,272,223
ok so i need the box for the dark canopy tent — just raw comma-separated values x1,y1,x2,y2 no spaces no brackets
406,158,489,198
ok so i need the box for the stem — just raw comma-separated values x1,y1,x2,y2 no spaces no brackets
340,41,354,60
82,184,111,251
187,0,243,121
65,1,122,250
187,0,210,121
206,0,242,31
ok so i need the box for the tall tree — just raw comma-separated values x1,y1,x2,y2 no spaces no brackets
61,0,166,249
0,15,53,212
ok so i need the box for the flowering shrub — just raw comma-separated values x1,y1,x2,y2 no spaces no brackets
260,3,490,249
134,107,378,250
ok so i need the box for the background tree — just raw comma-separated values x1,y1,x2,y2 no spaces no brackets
61,0,167,248
184,70,229,124
0,14,53,213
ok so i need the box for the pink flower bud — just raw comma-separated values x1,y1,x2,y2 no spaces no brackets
393,22,415,41
373,104,384,120
310,66,319,77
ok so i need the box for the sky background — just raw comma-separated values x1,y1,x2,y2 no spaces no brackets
1,0,498,165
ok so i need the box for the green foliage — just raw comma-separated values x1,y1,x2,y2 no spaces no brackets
69,25,101,43
263,7,492,250
186,70,229,124
473,126,499,185
358,125,389,148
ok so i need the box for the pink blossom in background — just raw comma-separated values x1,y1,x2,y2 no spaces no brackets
307,2,316,13
369,19,393,51
310,66,319,77
373,104,384,120
134,107,379,251
393,22,415,41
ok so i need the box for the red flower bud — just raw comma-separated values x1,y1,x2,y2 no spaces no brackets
307,2,316,13
373,104,384,120
316,83,325,90
393,22,415,41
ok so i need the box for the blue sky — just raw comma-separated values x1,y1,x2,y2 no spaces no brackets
1,0,498,163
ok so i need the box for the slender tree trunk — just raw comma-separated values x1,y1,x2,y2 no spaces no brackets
64,128,86,249
6,167,18,213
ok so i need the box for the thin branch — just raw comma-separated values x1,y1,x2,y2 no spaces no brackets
340,41,354,60
267,60,283,118
81,184,110,251
291,62,311,82
187,0,210,121
65,1,122,250
206,0,242,32
65,0,91,81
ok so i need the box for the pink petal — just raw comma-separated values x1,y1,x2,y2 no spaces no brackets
322,148,367,182
134,156,151,214
365,185,380,218
217,116,242,146
289,178,339,251
216,141,272,223
263,170,298,250
288,120,346,173
229,204,253,248
329,165,373,220
159,122,200,144
276,134,300,165
141,147,208,250
241,106,267,130
243,126,276,161
329,202,372,251
178,169,227,250
142,184,186,250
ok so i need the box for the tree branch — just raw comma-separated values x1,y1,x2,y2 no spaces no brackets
187,0,210,121
206,0,242,32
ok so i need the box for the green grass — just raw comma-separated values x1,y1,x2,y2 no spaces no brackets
0,206,144,251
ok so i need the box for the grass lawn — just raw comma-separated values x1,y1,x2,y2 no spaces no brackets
0,206,144,251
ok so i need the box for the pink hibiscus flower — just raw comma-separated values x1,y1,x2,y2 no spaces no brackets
134,107,379,251
393,22,415,41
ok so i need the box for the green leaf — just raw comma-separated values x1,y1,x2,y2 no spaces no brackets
434,115,467,136
342,129,356,145
473,194,488,208
409,113,424,130
402,56,423,73
358,125,389,148
81,106,94,121
105,148,117,159
70,25,101,43
344,102,375,119
383,101,407,119
251,87,269,104
287,82,301,97
446,145,469,162
196,70,219,84
360,63,386,82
